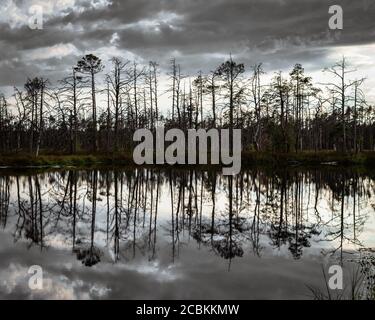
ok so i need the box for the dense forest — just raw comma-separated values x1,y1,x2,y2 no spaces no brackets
0,54,373,156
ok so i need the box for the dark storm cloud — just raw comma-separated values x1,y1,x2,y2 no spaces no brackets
0,0,374,88
68,0,375,50
48,0,375,51
48,0,163,25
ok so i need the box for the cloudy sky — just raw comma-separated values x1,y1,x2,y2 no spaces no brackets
1,0,375,103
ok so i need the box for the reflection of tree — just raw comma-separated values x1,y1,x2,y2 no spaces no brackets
268,172,320,259
148,173,160,260
75,170,101,266
111,171,120,261
191,176,247,265
1,167,373,269
46,170,83,251
320,174,367,264
0,176,10,228
121,169,162,261
251,170,263,256
12,175,47,250
164,170,190,262
288,173,318,259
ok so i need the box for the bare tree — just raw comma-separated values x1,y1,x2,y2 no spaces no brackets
322,58,357,153
215,56,245,149
75,54,104,152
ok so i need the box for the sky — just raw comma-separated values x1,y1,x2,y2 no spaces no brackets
0,0,375,107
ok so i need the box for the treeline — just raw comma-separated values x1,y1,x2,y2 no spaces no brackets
0,54,373,155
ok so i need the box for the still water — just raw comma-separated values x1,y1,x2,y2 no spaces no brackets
0,167,374,299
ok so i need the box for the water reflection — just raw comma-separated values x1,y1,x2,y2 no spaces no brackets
0,168,374,298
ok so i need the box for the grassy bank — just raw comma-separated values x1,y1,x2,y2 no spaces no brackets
1,151,375,168
241,150,375,166
0,153,134,167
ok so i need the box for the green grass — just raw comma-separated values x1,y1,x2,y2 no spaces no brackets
0,152,134,167
1,150,375,168
241,150,375,166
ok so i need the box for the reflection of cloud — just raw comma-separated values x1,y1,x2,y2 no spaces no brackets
45,234,73,249
0,263,28,294
1,169,375,299
0,262,111,299
118,261,181,282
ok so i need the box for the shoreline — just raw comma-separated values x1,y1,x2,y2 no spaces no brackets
1,151,375,170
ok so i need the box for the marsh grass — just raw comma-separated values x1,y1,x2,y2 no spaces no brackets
2,151,375,168
307,251,375,300
306,265,365,300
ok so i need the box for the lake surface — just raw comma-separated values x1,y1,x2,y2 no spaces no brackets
0,167,374,299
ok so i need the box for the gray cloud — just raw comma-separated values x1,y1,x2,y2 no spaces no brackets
0,0,374,89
